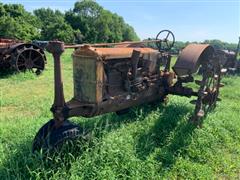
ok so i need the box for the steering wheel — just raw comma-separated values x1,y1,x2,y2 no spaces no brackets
156,30,175,52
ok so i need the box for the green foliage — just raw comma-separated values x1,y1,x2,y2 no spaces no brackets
34,8,64,27
34,8,77,43
65,0,139,43
122,23,139,41
42,19,76,43
0,3,40,41
204,39,238,51
0,1,139,43
70,0,103,42
1,1,237,48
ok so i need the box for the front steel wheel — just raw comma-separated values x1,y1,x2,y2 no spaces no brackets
32,120,82,152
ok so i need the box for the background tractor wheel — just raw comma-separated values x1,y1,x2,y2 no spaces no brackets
12,44,46,75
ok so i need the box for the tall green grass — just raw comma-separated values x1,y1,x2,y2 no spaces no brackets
0,50,239,179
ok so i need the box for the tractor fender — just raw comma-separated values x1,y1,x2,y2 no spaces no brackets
173,44,214,76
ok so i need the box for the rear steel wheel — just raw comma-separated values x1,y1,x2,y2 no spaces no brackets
12,44,46,75
191,58,222,124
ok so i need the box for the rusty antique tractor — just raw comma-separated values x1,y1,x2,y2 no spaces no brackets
32,30,224,152
0,38,46,74
217,37,240,74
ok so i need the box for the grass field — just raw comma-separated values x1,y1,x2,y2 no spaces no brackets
0,50,240,179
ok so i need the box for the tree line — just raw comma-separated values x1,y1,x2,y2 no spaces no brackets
0,0,139,43
0,0,238,52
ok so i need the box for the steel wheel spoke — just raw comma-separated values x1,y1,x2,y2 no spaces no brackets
166,32,170,39
29,50,32,60
33,64,43,69
193,60,221,124
19,53,27,62
32,56,41,63
166,41,169,48
18,64,26,67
